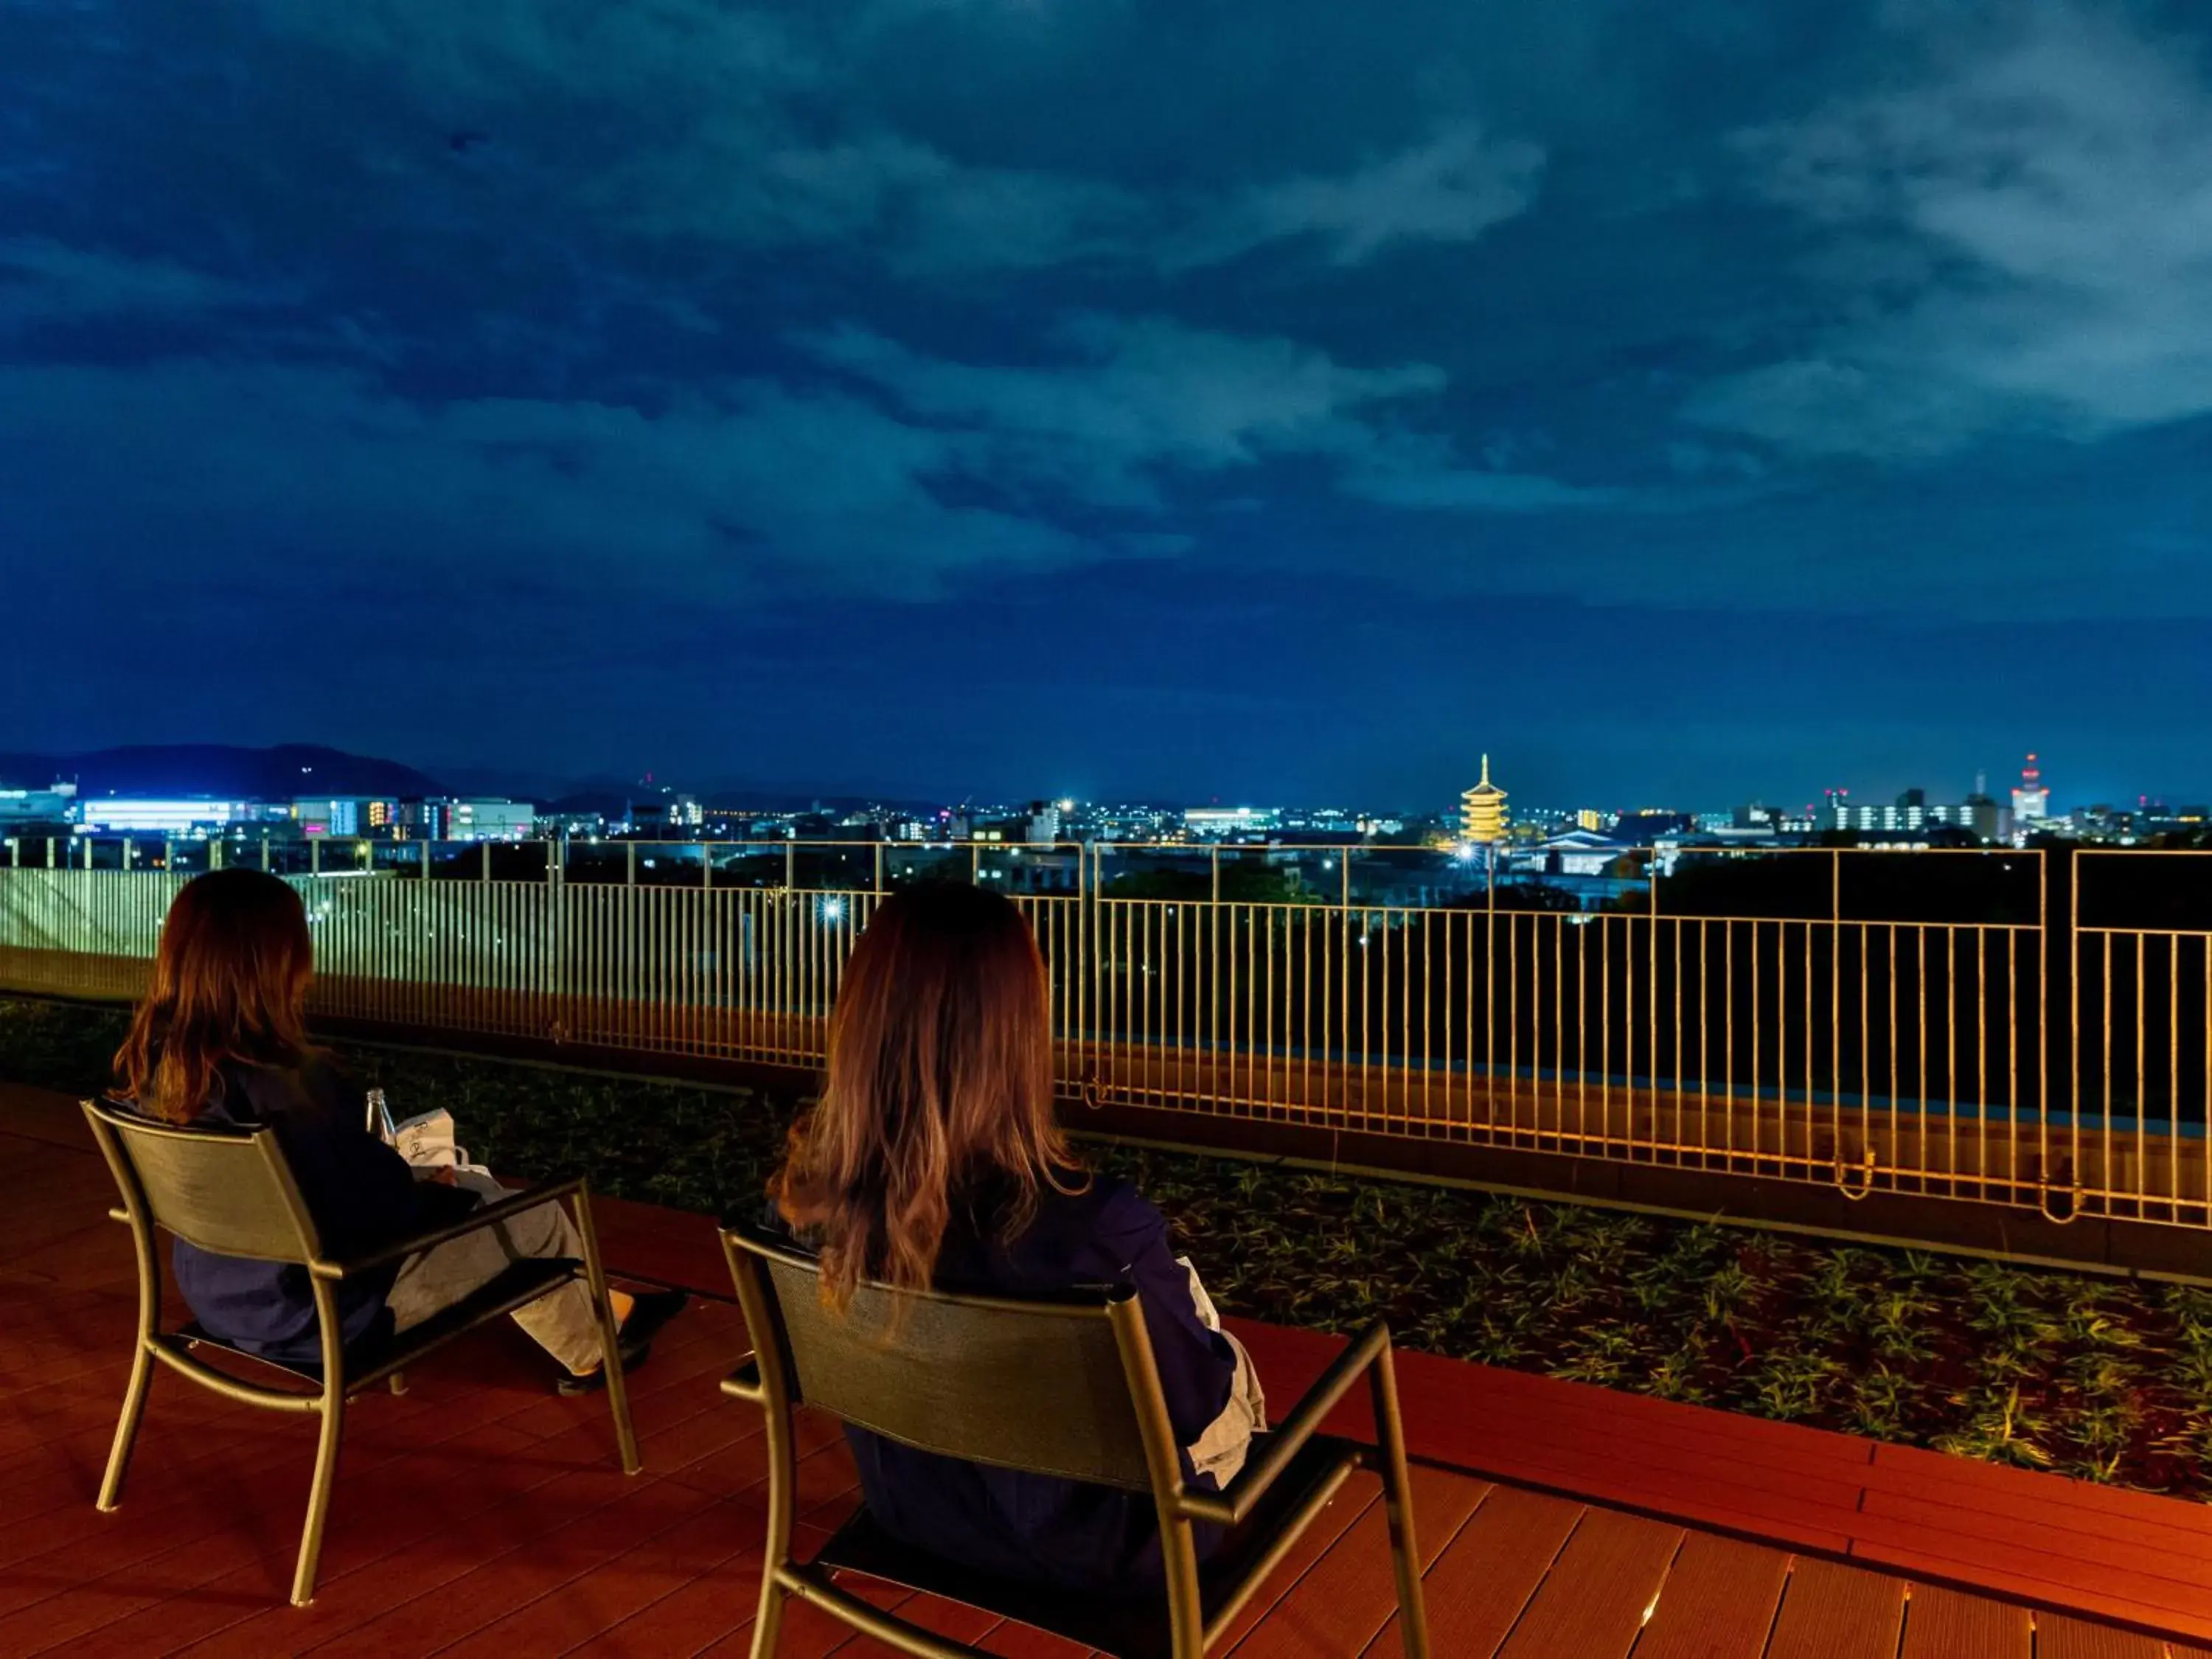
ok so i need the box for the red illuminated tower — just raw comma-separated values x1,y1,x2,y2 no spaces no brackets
2011,754,2050,824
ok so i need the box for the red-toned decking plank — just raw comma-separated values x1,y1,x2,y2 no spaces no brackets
1896,1582,2032,1658
40,1326,728,1655
2033,1613,2170,1659
1365,1484,1582,1659
58,1425,550,1659
0,1085,97,1146
1231,1324,1864,1554
1403,1433,1860,1554
1231,1321,1875,1481
708,1593,916,1659
692,1562,939,1658
415,1425,855,1659
0,1325,653,1656
820,1584,1004,1656
0,1408,469,1621
974,1619,1101,1658
588,1192,731,1298
1764,1557,1906,1659
1846,1537,2212,1646
1494,1506,1683,1658
1857,1486,2212,1604
301,1423,768,1658
0,1315,589,1574
1846,1503,2212,1631
1207,1478,1379,1655
1619,1530,1792,1659
166,1324,749,1658
1231,1462,1484,1658
567,1518,837,1657
1866,1439,2212,1543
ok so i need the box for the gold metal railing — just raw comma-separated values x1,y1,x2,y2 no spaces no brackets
2,839,2204,1231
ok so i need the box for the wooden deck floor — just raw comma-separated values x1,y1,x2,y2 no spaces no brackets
4,1082,2207,1658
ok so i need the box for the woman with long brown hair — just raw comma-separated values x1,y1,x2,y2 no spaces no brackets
770,880,1263,1593
114,867,682,1389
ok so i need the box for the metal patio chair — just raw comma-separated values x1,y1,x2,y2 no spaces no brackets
720,1220,1430,1659
80,1096,641,1606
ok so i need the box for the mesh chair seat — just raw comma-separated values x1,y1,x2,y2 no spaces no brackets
173,1256,582,1391
810,1435,1364,1659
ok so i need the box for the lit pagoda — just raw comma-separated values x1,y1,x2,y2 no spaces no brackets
1460,754,1509,844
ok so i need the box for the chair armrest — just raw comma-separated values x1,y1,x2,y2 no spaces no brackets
312,1176,586,1280
1180,1318,1391,1528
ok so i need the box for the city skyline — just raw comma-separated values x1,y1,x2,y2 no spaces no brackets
5,736,2197,824
6,2,2211,803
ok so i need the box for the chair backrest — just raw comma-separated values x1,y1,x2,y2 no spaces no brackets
83,1097,321,1263
728,1225,1159,1492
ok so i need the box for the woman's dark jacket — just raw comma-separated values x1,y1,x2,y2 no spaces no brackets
156,1057,470,1367
772,1174,1239,1594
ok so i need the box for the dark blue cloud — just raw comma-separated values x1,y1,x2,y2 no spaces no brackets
3,0,2208,804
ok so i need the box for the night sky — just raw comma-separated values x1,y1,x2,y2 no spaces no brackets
4,1,2209,810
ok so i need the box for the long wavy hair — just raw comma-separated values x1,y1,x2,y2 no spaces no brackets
771,881,1081,1311
113,868,317,1124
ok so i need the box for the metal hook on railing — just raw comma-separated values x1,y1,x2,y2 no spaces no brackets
1833,1147,1877,1202
1078,1065,1110,1112
2037,1176,2082,1225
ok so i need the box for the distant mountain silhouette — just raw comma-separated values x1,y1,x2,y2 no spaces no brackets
1,742,950,812
0,744,446,800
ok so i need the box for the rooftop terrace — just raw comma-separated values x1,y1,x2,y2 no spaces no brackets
7,1080,2211,1658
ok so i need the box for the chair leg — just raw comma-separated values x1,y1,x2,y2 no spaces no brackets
1369,1343,1430,1659
572,1186,640,1475
291,1386,346,1607
96,1340,156,1512
1158,1516,1206,1658
748,1573,787,1659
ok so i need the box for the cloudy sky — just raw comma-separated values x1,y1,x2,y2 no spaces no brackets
4,0,2209,808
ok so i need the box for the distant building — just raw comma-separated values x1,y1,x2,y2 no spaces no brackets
1025,801,1062,846
1281,807,1360,835
0,782,79,831
291,796,394,838
1829,802,1928,832
1618,810,1694,841
629,795,704,835
1961,781,2004,841
1531,829,1630,877
77,798,243,835
399,798,535,841
1182,807,1280,838
1823,798,1997,838
1458,755,1509,845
